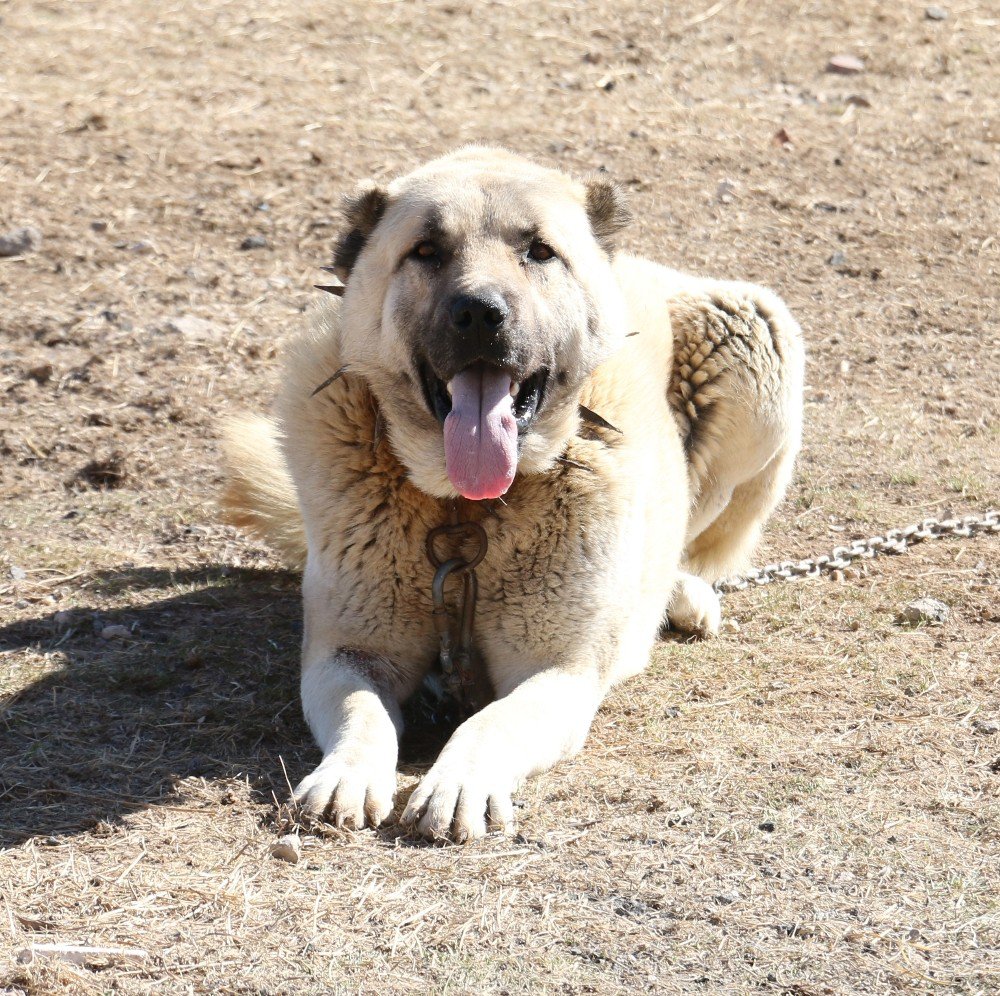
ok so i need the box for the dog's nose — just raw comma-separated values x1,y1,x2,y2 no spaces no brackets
449,293,509,336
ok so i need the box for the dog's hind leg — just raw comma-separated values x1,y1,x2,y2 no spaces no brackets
667,445,796,636
667,572,722,638
683,441,798,583
665,279,804,636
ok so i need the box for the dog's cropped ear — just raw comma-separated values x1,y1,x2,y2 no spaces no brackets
330,181,390,283
585,176,631,254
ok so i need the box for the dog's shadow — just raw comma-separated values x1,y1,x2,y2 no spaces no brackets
0,566,455,847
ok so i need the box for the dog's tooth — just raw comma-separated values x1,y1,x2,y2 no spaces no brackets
510,381,519,397
446,380,453,397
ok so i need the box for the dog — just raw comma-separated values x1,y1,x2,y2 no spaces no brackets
221,146,804,842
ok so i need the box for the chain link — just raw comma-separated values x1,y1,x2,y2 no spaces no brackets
425,506,491,718
713,509,999,594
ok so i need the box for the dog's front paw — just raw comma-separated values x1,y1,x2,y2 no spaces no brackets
293,755,397,829
667,573,722,638
401,759,516,843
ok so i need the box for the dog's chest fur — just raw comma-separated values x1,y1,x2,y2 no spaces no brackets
298,373,632,675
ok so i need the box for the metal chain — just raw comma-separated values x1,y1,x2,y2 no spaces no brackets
425,504,490,718
713,509,999,594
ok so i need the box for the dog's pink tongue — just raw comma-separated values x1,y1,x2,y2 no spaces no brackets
443,364,518,500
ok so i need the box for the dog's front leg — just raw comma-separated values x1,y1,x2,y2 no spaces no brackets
401,668,603,842
293,649,402,829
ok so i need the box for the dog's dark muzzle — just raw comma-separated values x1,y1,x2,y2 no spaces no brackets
413,288,551,432
418,290,531,382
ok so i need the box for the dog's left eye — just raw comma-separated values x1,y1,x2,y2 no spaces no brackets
412,240,438,260
527,239,556,262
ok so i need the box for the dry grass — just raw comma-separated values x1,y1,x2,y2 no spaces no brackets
1,1,998,993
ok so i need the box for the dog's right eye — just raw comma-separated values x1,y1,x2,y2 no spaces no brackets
412,240,438,260
527,239,556,262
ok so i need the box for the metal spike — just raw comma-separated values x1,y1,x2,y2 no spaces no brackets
311,364,350,396
315,284,346,297
578,405,623,435
556,455,594,472
481,501,504,522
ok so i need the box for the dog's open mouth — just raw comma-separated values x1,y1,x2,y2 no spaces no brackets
419,361,549,500
420,363,549,432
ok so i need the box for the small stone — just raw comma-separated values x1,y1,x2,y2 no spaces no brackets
827,54,865,75
28,362,54,383
10,565,27,581
845,94,872,108
973,719,998,736
100,624,132,640
716,178,737,203
162,315,223,342
925,6,948,20
666,806,694,826
897,598,950,626
758,820,776,832
828,250,847,267
90,220,109,232
0,226,42,257
715,890,740,905
772,127,793,147
183,265,220,287
113,239,155,254
271,834,301,863
53,610,74,629
76,112,109,131
240,234,269,251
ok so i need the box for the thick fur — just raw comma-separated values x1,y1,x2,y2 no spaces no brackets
220,147,804,841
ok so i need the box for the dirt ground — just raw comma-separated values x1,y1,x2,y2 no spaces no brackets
1,0,998,993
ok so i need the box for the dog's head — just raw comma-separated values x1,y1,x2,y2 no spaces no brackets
331,146,630,500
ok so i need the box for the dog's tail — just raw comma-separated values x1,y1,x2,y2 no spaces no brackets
219,415,307,569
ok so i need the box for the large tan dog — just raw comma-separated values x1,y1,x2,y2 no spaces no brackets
222,147,804,842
